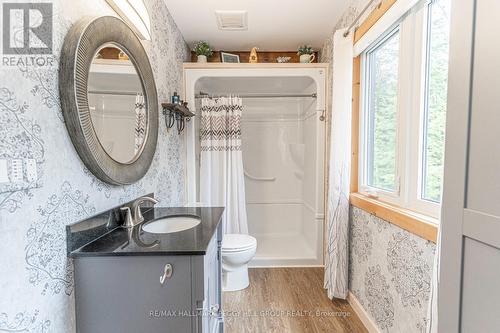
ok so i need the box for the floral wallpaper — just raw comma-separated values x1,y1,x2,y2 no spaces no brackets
0,0,189,331
319,0,378,210
349,207,435,332
321,2,436,332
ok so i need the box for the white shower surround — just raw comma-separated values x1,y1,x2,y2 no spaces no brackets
184,64,328,267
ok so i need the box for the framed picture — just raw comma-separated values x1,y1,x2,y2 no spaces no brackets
220,52,240,63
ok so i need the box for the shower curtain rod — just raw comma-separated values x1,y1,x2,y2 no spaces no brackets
195,91,317,99
343,0,378,37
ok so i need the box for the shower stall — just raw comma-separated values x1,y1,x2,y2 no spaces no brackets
184,65,327,267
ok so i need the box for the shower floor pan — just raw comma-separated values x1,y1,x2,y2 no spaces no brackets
249,233,322,267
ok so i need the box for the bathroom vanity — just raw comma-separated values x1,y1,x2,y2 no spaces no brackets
59,16,224,332
68,204,224,333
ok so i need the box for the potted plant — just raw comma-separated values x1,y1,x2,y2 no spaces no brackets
193,41,213,63
297,45,315,63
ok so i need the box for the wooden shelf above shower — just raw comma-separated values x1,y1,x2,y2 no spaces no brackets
183,62,329,69
190,51,320,64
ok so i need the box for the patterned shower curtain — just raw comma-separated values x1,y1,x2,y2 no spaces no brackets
324,28,353,300
199,96,249,235
134,93,146,154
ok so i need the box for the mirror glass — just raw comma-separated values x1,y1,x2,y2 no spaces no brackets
87,44,146,164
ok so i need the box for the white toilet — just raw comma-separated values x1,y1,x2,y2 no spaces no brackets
221,234,257,292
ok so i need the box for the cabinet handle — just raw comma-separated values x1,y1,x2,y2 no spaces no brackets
160,263,173,285
210,304,220,316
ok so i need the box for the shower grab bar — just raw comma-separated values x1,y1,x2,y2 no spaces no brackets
244,170,276,182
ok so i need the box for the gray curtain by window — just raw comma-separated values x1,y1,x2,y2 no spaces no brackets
324,28,353,300
427,227,440,332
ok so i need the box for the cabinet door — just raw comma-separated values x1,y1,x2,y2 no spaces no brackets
201,234,220,333
75,255,192,333
208,239,219,333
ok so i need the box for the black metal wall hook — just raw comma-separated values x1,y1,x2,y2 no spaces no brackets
176,113,185,134
164,109,175,129
161,102,194,134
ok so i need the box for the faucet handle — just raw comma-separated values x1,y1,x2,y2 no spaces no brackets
134,197,159,224
120,207,134,228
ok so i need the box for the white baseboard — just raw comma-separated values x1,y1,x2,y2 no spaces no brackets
347,291,381,333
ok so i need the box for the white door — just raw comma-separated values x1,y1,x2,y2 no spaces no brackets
439,0,500,332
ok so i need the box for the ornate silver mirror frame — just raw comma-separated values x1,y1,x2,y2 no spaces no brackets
59,16,158,185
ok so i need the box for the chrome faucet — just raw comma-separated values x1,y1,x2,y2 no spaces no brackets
120,196,159,228
132,196,159,224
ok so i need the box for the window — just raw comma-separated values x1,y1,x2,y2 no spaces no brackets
365,30,400,192
359,0,451,218
421,0,451,203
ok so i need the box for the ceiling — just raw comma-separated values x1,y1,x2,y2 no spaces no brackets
164,0,350,51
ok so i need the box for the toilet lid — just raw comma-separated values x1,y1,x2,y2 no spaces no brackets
222,234,257,252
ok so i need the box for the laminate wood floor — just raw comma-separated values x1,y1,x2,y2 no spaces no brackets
222,268,368,333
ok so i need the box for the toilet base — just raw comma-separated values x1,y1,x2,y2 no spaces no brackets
222,265,249,292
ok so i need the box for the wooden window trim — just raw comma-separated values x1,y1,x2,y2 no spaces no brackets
350,193,438,242
354,0,398,43
349,0,439,244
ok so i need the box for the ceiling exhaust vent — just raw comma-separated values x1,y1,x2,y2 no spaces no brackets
215,10,248,31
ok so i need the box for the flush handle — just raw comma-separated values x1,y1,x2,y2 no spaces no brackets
160,263,173,285
319,109,326,121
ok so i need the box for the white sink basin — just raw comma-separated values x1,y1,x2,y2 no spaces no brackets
142,216,201,234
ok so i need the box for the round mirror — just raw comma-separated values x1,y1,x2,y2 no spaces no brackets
88,44,146,164
59,16,158,185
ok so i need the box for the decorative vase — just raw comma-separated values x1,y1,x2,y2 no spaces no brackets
299,54,315,63
197,55,207,63
249,47,258,63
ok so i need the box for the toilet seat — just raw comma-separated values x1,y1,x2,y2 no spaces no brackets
222,234,257,253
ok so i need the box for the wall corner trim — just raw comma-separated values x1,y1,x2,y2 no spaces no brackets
347,291,381,333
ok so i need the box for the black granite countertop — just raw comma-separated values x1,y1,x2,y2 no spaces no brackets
68,207,224,258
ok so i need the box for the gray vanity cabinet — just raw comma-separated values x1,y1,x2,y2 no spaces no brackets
73,229,223,333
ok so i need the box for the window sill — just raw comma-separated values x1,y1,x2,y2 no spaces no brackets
350,192,438,243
